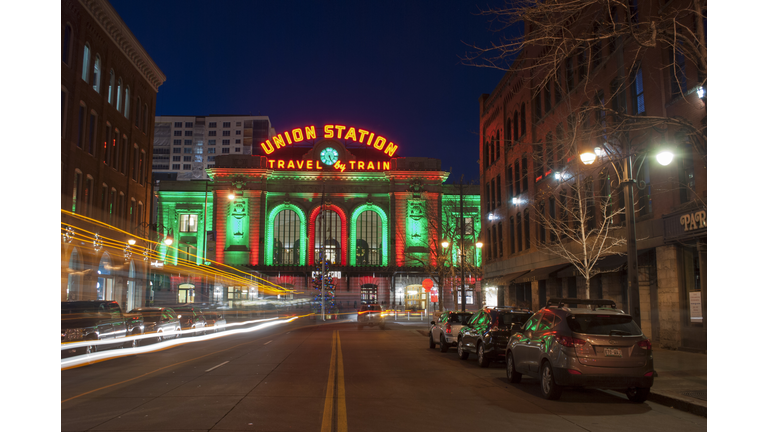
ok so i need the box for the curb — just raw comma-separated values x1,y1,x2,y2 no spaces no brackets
647,391,707,417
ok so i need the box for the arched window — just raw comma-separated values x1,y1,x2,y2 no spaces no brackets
66,248,84,300
520,103,527,136
124,86,130,118
62,24,73,65
81,43,90,82
355,210,382,265
271,208,303,265
350,205,388,266
513,111,519,141
116,78,123,112
135,96,141,128
314,209,342,265
92,55,101,93
523,208,530,249
108,70,115,105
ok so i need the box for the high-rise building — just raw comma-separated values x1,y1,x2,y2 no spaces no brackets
61,0,166,310
152,115,275,181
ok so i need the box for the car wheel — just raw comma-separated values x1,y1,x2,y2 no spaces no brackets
440,334,448,353
176,327,181,339
477,344,490,368
626,387,651,403
540,361,562,400
156,331,163,344
506,352,522,383
429,332,435,349
457,338,469,360
126,332,139,348
85,342,97,354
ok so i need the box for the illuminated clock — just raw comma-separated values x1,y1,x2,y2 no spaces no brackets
320,147,339,166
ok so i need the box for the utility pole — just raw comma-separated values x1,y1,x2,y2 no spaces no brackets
460,180,466,312
321,182,326,321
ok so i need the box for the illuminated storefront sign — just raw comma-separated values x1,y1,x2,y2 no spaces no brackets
260,124,399,157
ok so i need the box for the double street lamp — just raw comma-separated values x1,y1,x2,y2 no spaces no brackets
579,141,673,326
441,238,483,312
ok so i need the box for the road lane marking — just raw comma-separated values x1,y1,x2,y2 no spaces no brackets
205,361,229,372
321,330,347,432
264,340,272,345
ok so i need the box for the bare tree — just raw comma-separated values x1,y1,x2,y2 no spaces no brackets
464,0,707,161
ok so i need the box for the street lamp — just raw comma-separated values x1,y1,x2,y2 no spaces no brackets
580,143,674,326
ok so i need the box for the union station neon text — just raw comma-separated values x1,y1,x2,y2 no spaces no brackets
260,124,399,157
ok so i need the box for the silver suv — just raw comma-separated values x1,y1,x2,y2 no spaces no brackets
357,303,385,330
505,298,654,402
429,311,473,352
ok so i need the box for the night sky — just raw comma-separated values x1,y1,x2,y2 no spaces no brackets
108,0,515,183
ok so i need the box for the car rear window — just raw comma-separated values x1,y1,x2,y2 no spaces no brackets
498,312,533,327
449,313,472,324
361,304,381,312
566,314,642,336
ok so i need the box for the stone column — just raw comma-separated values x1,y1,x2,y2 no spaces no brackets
656,245,682,349
530,280,540,310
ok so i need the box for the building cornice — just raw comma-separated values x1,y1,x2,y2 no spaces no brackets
80,0,166,92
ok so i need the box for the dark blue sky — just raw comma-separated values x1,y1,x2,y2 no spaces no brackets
110,0,513,182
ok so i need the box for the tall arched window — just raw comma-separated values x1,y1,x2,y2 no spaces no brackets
124,86,130,118
81,43,90,82
513,111,519,141
66,247,83,300
92,55,101,93
62,24,72,65
355,210,383,265
116,78,123,112
520,103,527,136
272,209,302,265
314,210,342,264
108,70,115,105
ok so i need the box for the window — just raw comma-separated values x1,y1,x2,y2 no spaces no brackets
273,209,302,265
184,148,193,154
313,210,343,264
112,129,120,170
92,55,101,93
183,156,192,162
184,139,192,145
490,178,495,209
108,70,115,105
139,150,145,185
565,56,574,92
173,148,181,154
118,192,125,229
544,80,551,113
109,188,116,225
521,158,528,192
207,148,216,154
235,147,241,153
85,111,97,155
236,122,242,127
61,88,69,138
62,24,73,65
670,46,688,98
172,164,180,170
129,198,136,228
173,156,181,161
171,139,180,146
496,174,501,207
235,139,241,144
221,130,230,136
185,122,193,128
103,123,111,164
236,130,241,135
174,122,183,128
72,170,82,213
174,130,182,136
520,103,526,136
223,122,230,128
100,184,108,218
523,209,530,250
81,44,90,82
222,148,230,154
208,122,217,128
549,196,556,242
222,139,230,145
207,164,215,168
534,91,541,122
497,223,503,257
678,141,695,204
508,217,515,254
208,140,216,146
516,213,522,252
206,156,215,161
123,86,130,118
632,67,645,115
132,144,139,181
208,130,216,136
116,78,123,112
143,104,149,134
122,135,129,174
538,201,546,243
610,77,626,118
638,162,652,216
184,130,192,136
585,177,595,231
183,164,192,170
491,225,497,258
600,170,613,223
137,202,144,228
179,214,198,233
485,182,491,213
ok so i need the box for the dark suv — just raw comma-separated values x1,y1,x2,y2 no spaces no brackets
457,307,533,368
357,303,385,330
505,298,654,402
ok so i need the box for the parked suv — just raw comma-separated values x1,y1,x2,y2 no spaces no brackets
457,307,533,367
61,301,144,356
174,305,208,336
429,311,473,352
129,307,181,344
505,298,654,402
357,303,385,330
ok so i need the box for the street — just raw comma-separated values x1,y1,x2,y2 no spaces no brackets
61,317,706,431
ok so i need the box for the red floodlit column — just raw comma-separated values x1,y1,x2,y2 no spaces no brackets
246,190,262,266
393,192,409,267
214,189,228,264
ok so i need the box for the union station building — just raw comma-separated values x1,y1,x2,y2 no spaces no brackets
151,124,483,311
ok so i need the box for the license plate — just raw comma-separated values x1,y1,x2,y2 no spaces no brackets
604,348,623,357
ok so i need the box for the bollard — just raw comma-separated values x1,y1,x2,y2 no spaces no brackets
421,311,424,321
407,311,410,321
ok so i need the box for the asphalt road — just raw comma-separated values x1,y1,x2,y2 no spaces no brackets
61,317,706,431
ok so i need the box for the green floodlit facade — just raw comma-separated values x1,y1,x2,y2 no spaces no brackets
153,140,483,311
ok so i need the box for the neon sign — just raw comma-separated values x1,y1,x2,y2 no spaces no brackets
259,124,399,157
266,159,391,172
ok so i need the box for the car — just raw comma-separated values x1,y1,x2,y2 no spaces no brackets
128,307,181,344
200,308,227,333
357,303,385,330
429,311,473,352
504,298,654,402
457,306,533,368
61,301,145,356
174,305,208,335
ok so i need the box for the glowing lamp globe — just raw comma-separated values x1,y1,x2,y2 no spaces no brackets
656,151,674,166
580,151,596,165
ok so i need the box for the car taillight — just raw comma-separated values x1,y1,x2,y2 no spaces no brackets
555,335,587,347
638,340,652,350
445,324,451,334
567,369,582,375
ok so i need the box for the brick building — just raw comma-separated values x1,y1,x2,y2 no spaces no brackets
151,126,483,312
61,0,165,311
478,1,706,351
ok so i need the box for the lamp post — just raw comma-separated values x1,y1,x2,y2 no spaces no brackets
580,142,673,326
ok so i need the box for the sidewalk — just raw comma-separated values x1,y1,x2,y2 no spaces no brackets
647,348,707,417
